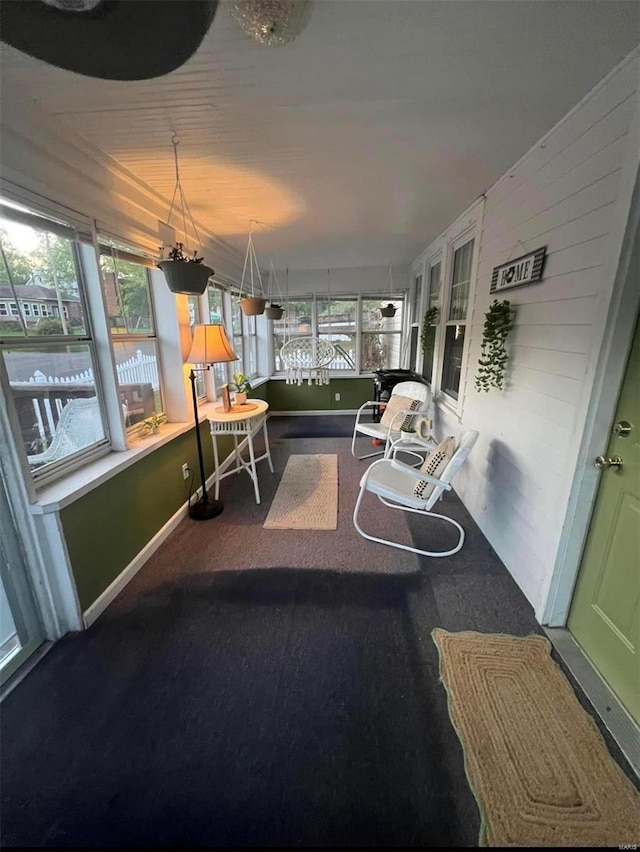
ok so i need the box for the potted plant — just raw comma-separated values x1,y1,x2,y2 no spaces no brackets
157,243,214,296
141,412,167,435
230,372,252,406
265,302,284,320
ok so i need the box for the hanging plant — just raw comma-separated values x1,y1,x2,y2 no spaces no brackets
475,299,515,392
419,306,439,355
157,136,214,296
380,263,397,317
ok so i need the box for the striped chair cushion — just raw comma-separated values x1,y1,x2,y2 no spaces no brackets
413,435,456,500
380,395,421,431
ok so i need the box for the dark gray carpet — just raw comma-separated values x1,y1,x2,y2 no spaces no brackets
1,417,635,847
275,414,356,439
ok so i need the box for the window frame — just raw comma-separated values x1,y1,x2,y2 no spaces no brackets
0,208,112,487
97,242,166,434
271,292,408,377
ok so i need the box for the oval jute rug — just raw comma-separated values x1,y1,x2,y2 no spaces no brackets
432,629,639,847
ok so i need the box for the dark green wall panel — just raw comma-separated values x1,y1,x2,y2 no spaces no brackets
62,420,241,610
59,377,339,611
268,378,372,411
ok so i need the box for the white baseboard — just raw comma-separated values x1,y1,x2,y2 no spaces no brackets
270,409,359,416
83,437,250,628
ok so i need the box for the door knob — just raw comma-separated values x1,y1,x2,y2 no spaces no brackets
594,455,623,470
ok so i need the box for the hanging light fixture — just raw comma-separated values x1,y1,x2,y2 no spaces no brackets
157,134,214,296
231,0,313,46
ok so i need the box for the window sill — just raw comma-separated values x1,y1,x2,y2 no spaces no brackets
30,406,217,514
269,373,374,381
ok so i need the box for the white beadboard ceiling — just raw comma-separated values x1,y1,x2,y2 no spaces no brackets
1,0,638,269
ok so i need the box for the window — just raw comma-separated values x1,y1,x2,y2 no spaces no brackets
361,298,404,371
272,295,405,374
22,302,31,316
412,273,422,324
206,284,231,391
0,303,7,316
0,208,108,481
229,294,244,378
244,313,258,378
441,239,474,401
273,298,313,371
318,298,357,370
99,247,163,428
187,294,206,398
422,259,441,384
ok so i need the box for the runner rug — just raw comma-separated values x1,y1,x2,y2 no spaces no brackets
432,629,640,847
263,454,338,530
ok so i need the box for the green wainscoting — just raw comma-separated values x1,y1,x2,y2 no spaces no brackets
60,378,362,611
268,378,372,412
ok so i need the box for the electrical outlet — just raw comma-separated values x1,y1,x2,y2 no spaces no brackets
335,392,341,401
181,463,190,480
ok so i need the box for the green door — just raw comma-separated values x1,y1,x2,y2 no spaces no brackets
568,313,640,723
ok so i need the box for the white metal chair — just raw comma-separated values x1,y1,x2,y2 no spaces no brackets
350,380,430,460
27,396,104,466
353,430,479,557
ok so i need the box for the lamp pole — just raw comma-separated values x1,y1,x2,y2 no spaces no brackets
189,366,223,520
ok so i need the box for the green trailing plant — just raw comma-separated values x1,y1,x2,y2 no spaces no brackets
419,306,439,355
475,299,515,392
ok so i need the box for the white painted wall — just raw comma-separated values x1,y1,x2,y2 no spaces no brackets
413,51,639,620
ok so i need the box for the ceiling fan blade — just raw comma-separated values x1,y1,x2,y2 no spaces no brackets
0,0,218,80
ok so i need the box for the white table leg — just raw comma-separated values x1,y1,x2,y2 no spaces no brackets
263,417,274,473
247,429,261,504
233,434,240,472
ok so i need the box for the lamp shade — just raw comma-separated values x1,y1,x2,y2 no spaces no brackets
186,324,238,364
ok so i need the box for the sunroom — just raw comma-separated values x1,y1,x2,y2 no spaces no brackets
0,1,638,846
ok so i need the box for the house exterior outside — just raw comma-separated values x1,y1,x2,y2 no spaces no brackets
0,281,82,328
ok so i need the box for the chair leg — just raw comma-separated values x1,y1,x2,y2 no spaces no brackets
353,487,465,557
351,431,385,460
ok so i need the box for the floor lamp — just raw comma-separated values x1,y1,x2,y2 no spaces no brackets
185,323,238,520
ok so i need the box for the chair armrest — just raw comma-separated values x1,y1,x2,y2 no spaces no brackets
390,433,436,454
389,456,452,489
353,400,384,428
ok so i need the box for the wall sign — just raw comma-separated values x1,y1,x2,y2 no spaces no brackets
490,247,546,293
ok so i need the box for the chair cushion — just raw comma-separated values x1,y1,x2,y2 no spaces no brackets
380,395,421,430
413,435,456,500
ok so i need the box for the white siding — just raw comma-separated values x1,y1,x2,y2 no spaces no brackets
420,51,639,618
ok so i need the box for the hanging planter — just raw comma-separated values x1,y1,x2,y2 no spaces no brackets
239,296,266,316
380,263,397,318
264,260,285,320
265,304,284,320
238,225,267,316
157,135,214,296
157,245,213,295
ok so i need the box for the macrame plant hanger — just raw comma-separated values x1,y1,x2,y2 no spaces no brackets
280,267,335,386
380,262,397,317
237,222,266,316
264,259,285,320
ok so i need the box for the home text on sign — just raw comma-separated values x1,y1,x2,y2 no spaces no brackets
490,247,546,293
